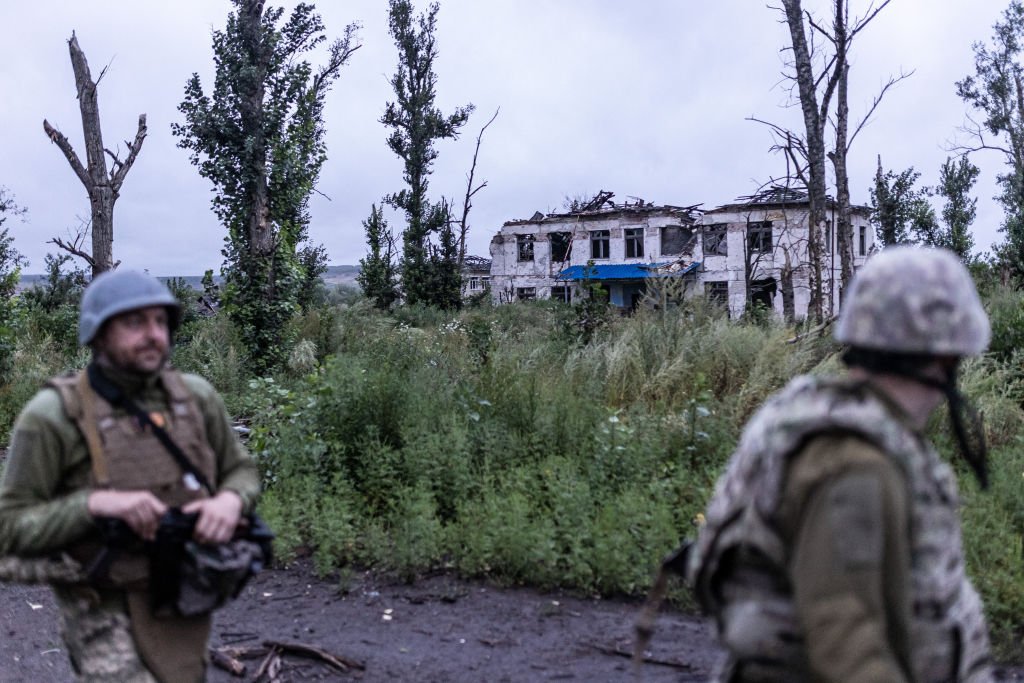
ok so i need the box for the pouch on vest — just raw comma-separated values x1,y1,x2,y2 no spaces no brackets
149,508,273,618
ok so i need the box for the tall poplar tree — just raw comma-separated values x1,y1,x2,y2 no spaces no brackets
869,157,932,247
936,156,980,261
357,204,400,309
381,0,473,308
174,0,358,371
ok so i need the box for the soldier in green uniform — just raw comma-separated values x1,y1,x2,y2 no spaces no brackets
0,270,260,682
686,246,993,682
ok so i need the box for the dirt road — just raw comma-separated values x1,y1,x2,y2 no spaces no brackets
1,563,1021,682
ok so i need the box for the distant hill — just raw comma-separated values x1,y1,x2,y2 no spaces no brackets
17,265,361,292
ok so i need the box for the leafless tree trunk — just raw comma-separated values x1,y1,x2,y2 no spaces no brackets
831,1,856,297
781,249,796,323
773,0,901,318
781,0,830,323
457,108,499,267
42,32,146,277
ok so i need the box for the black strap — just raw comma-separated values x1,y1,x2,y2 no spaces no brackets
87,363,216,496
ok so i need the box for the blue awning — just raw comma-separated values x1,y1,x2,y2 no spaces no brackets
557,261,700,281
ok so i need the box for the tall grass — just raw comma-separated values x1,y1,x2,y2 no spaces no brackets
244,295,1024,657
1,286,1021,657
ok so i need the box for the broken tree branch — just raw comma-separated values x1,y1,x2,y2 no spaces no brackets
253,647,282,682
110,114,147,192
846,69,913,148
586,642,694,671
786,314,838,343
48,236,97,270
41,120,90,188
210,648,247,677
262,639,366,671
457,107,499,267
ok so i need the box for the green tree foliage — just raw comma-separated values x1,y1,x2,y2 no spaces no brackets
0,189,25,301
173,0,359,372
957,1,1024,279
869,157,933,247
381,0,473,309
356,204,400,309
19,254,88,351
296,243,328,312
935,156,980,261
0,189,27,377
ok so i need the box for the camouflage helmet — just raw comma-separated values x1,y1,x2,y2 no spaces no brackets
835,246,989,356
78,270,181,346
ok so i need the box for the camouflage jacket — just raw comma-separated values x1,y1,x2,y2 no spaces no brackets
686,375,992,683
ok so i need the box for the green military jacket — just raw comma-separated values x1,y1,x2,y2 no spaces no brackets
0,365,260,558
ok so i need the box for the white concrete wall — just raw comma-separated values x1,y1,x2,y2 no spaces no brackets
489,203,872,316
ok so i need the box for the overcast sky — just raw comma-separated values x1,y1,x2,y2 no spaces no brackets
0,1,1014,275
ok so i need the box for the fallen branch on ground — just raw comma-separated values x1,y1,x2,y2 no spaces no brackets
211,639,366,680
585,641,694,670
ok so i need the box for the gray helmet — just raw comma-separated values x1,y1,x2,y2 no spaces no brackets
78,270,181,346
835,246,990,356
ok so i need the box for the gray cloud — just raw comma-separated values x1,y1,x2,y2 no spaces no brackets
0,0,1010,275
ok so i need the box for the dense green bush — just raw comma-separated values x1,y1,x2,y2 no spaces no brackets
1,279,1022,658
240,292,1024,658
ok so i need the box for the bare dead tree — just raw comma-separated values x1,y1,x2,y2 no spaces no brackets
815,0,909,297
43,33,146,277
776,0,832,322
457,108,499,267
758,0,904,319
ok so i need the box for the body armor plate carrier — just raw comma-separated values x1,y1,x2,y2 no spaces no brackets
685,375,992,683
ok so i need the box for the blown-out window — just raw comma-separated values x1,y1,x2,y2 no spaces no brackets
517,234,535,262
625,228,644,258
591,230,610,259
703,224,727,256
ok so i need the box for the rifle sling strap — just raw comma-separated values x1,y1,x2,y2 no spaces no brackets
86,364,216,496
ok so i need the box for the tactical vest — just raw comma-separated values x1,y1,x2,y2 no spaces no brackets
48,368,217,587
686,375,992,683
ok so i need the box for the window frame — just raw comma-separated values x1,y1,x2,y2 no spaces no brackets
702,224,728,256
550,232,572,262
660,225,694,256
704,280,729,305
550,285,571,303
624,227,645,259
517,234,535,262
590,230,611,260
746,221,773,254
516,286,537,301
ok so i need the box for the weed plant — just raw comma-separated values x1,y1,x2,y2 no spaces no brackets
1,279,1022,657
244,292,1024,657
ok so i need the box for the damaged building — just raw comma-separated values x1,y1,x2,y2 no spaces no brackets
488,188,874,319
488,191,703,309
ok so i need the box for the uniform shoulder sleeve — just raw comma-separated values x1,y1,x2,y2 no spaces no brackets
178,373,218,402
12,387,79,446
0,387,95,555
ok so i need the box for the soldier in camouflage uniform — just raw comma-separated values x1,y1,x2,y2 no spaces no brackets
686,247,993,682
0,271,260,682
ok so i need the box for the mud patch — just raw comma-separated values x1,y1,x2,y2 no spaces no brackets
0,562,1021,682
